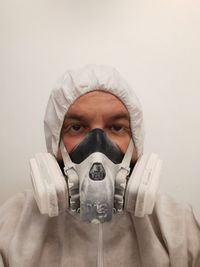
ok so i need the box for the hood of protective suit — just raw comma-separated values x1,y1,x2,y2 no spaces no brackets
44,65,144,157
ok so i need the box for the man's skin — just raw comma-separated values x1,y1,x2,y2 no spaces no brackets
57,90,138,162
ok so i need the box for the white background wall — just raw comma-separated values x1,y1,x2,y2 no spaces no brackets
1,0,200,215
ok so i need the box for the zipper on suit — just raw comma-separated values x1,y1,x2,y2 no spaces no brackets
97,223,104,267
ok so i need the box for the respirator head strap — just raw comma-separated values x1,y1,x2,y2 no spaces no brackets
116,139,134,182
114,139,135,212
120,139,134,172
60,141,80,212
60,141,75,170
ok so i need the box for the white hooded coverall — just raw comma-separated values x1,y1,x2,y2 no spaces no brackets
0,65,200,267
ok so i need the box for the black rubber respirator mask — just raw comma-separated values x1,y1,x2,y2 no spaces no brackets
60,128,134,224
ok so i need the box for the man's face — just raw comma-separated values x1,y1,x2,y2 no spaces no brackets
59,91,137,162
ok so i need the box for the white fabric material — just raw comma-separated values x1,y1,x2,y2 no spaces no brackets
0,190,200,267
44,65,144,157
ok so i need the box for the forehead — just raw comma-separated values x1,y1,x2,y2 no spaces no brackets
66,90,129,116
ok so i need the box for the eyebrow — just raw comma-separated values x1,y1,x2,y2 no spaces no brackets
64,112,130,122
109,113,130,121
64,113,88,122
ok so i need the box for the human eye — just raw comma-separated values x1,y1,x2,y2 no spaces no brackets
109,124,131,136
110,124,125,133
70,124,83,132
62,122,86,135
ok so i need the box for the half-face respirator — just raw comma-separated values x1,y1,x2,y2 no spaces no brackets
30,129,162,223
60,128,134,223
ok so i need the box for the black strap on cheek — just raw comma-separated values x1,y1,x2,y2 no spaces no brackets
69,128,124,164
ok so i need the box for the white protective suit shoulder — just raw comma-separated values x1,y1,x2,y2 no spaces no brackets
0,189,200,267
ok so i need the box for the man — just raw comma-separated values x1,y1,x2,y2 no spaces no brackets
0,65,200,267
